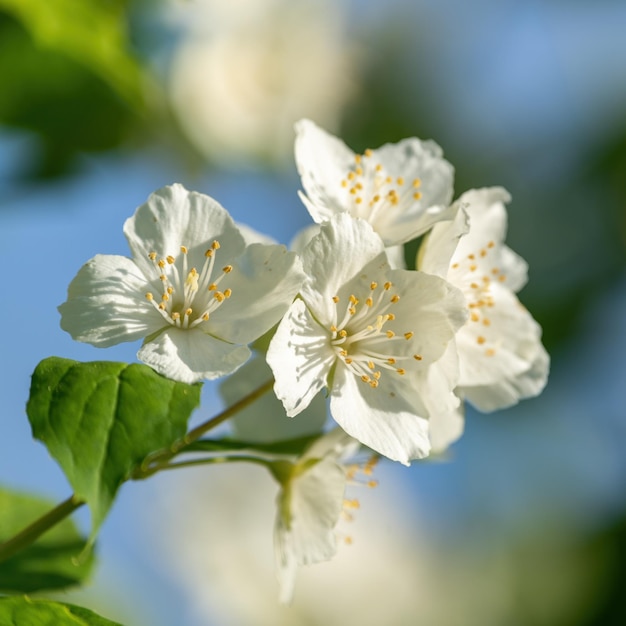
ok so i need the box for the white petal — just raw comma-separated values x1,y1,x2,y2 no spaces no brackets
289,223,320,255
267,299,336,417
220,355,327,443
452,187,529,292
302,427,358,461
330,366,431,465
235,221,278,246
208,243,305,345
58,254,162,347
385,244,407,269
300,214,388,325
367,137,455,244
461,330,550,412
457,286,549,411
138,327,250,384
274,456,345,603
383,269,468,366
124,184,246,279
418,205,470,277
412,342,464,452
294,119,356,223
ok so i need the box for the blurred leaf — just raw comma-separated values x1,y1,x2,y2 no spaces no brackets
27,357,201,540
0,596,124,625
0,486,93,593
0,4,149,179
0,0,144,107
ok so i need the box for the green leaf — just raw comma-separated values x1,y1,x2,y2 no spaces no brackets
0,487,93,593
27,358,201,539
186,435,319,457
0,0,144,108
0,596,124,625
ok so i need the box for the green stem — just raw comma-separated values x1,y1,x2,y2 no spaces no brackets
152,454,272,472
133,378,274,478
0,494,84,563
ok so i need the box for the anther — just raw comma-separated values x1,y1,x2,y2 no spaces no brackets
396,368,406,375
180,246,188,254
223,265,233,273
391,294,400,303
404,332,414,340
370,282,378,290
148,252,157,261
145,293,154,301
166,255,175,264
386,330,395,338
333,296,340,303
413,354,422,361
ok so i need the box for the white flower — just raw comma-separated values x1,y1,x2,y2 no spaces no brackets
272,428,359,604
59,184,304,384
418,187,549,411
267,213,467,464
294,119,456,247
168,1,354,165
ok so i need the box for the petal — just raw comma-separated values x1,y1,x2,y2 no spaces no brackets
267,299,336,417
452,187,529,292
208,243,305,345
382,268,468,366
289,223,321,255
274,456,345,603
302,427,359,462
418,205,470,277
367,137,456,244
294,119,356,223
58,254,163,347
412,342,464,452
330,366,431,465
461,331,550,412
220,355,327,443
385,244,407,270
457,286,549,411
124,184,246,279
300,214,388,325
138,327,250,384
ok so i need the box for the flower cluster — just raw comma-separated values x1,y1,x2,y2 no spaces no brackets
59,120,549,601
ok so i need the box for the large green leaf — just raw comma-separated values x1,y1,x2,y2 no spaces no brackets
0,487,93,593
0,596,124,625
27,358,201,538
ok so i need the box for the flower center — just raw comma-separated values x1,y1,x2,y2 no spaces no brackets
328,281,422,388
339,151,422,223
144,241,233,329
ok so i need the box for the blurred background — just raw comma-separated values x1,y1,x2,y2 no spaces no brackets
1,0,625,624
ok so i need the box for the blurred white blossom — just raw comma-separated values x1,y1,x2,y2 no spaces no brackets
168,0,355,166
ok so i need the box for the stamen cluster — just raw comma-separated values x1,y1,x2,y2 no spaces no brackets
144,241,233,330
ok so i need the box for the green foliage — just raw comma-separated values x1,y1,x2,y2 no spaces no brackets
0,0,143,106
0,487,93,593
27,358,201,539
0,596,123,625
0,0,148,178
